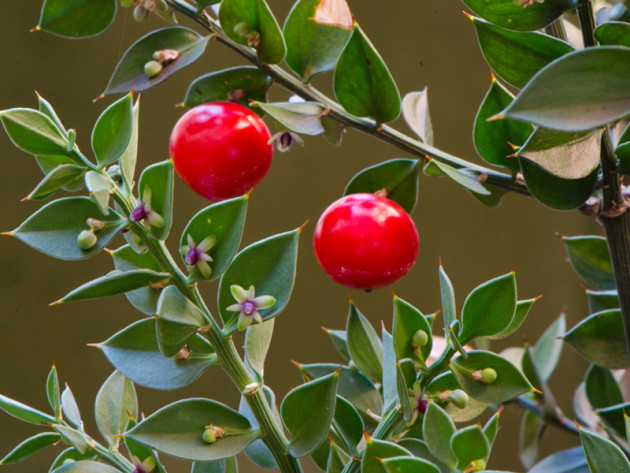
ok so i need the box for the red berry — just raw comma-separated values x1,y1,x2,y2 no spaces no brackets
169,102,273,201
313,193,419,290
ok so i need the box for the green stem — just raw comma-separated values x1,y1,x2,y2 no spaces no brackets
512,396,579,436
93,442,136,472
577,0,596,47
165,0,528,196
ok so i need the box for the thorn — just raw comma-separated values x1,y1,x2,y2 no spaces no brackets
334,365,342,375
29,25,41,33
321,326,331,333
21,196,31,202
511,267,517,275
346,292,353,303
35,90,42,99
175,102,186,108
533,295,543,302
363,430,372,442
104,248,114,255
1,231,14,236
290,359,302,369
244,188,253,199
554,232,564,239
507,141,520,151
496,405,505,416
462,10,474,20
531,388,543,395
574,419,582,431
49,300,63,306
297,220,309,233
51,359,56,368
391,289,397,300
86,343,100,348
93,94,105,103
487,112,505,122
490,71,497,82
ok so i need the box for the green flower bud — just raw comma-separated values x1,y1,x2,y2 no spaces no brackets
144,60,163,78
466,458,486,472
449,389,469,409
202,428,216,444
482,367,497,383
412,329,429,348
77,229,97,250
133,5,148,22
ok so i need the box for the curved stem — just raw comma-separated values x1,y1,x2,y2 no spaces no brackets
166,0,529,196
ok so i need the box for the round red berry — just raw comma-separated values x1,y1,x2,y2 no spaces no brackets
169,102,273,201
313,193,419,290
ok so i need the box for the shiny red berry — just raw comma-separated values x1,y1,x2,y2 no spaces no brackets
169,102,273,201
313,193,419,290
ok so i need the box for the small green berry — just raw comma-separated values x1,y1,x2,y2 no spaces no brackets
77,229,97,250
481,368,497,384
144,60,163,78
202,428,217,444
412,330,429,347
449,389,469,409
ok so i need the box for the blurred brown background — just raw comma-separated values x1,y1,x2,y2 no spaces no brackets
0,2,598,472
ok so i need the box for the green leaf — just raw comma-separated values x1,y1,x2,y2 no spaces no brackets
563,236,615,290
57,269,170,304
37,93,68,138
344,159,420,214
245,319,274,382
111,245,164,315
450,425,489,470
95,370,137,447
52,425,90,454
61,385,82,429
462,0,577,31
49,449,98,471
0,432,61,464
92,94,133,168
282,371,339,457
47,363,61,419
520,409,545,469
382,328,397,412
332,396,364,456
502,47,630,131
474,78,532,174
450,350,533,403
424,159,490,196
402,89,433,145
127,399,259,461
51,460,122,473
327,442,350,473
470,16,574,89
425,372,488,423
156,290,208,357
333,23,401,124
119,97,140,194
382,456,440,473
180,195,248,282
439,264,457,337
519,157,598,210
254,101,325,135
517,127,601,179
37,0,116,38
459,272,517,345
422,403,456,469
0,394,55,425
26,164,86,201
392,296,432,364
10,197,124,260
563,309,629,369
85,171,113,215
323,329,350,361
580,428,630,473
297,364,382,425
396,362,414,422
283,0,352,81
192,458,238,473
104,27,210,95
587,290,619,314
138,159,174,240
218,228,300,333
396,439,449,473
346,301,383,384
99,318,217,390
182,67,272,109
488,297,538,340
529,447,588,473
483,411,500,447
219,0,286,64
532,314,565,381
594,21,630,47
362,439,411,473
0,108,72,157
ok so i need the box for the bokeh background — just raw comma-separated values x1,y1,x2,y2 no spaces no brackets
0,2,599,472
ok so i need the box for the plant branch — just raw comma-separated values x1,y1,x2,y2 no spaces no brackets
166,0,529,196
512,396,579,436
577,0,596,47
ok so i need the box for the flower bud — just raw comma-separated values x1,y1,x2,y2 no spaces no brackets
412,329,429,347
466,458,487,472
133,5,148,22
449,389,469,409
77,229,97,250
144,60,163,78
233,22,254,38
473,367,498,384
202,425,225,444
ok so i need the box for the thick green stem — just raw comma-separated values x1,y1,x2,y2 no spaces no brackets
165,0,528,196
577,0,596,47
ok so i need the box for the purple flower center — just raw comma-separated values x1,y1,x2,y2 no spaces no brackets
417,399,428,414
242,300,256,316
185,248,199,265
130,203,149,222
133,467,145,473
279,132,293,148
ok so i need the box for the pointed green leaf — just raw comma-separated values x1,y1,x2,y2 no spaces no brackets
382,456,440,473
563,309,629,368
245,319,274,382
95,370,137,446
111,244,163,315
138,159,174,240
49,448,98,471
127,399,259,461
37,93,68,138
37,0,116,38
332,395,363,455
99,318,217,390
0,108,72,157
392,296,432,364
282,371,338,457
488,297,538,340
283,0,352,81
532,314,565,381
362,439,411,473
344,159,420,214
26,164,86,201
402,89,433,145
422,402,456,469
61,385,82,429
52,425,91,454
474,78,532,174
580,428,630,473
462,0,577,31
10,197,125,260
92,94,133,168
483,411,500,447
503,47,630,131
396,439,449,473
58,269,170,303
218,228,300,332
382,328,397,412
425,160,491,195
519,156,598,210
0,432,61,464
595,21,630,47
396,362,414,422
587,290,619,314
323,329,350,361
346,301,383,383
254,101,325,135
450,425,489,470
563,236,615,290
334,23,400,124
192,458,238,473
529,447,588,473
450,350,533,403
219,0,286,64
105,27,210,95
47,364,61,420
327,442,350,473
156,286,207,357
183,67,272,109
459,272,517,345
471,16,573,89
439,265,456,337
425,372,488,422
85,171,113,215
51,460,122,473
120,97,140,194
520,409,545,469
0,394,55,425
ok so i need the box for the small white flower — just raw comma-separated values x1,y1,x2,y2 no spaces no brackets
181,234,216,279
130,186,164,228
226,284,276,331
